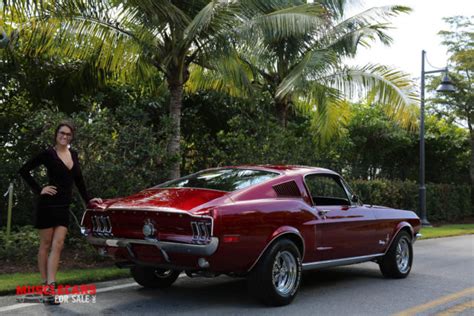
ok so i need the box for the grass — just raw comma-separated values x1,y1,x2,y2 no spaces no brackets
0,266,130,295
420,223,474,239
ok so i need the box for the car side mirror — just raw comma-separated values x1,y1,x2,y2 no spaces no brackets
351,195,359,203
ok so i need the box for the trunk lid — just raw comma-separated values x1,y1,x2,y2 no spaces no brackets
84,188,227,242
102,188,228,211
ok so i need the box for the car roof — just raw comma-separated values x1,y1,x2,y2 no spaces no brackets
221,164,339,176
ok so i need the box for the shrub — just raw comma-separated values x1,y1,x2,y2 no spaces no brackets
0,225,39,262
349,179,472,222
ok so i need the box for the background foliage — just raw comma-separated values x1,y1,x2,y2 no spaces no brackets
0,8,472,230
0,86,471,228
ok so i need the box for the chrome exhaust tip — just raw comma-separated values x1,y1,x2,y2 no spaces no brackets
198,258,210,269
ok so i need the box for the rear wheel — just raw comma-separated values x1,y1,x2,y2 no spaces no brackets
131,266,180,288
379,231,413,278
247,239,302,306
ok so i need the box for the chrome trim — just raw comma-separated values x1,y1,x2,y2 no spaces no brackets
94,216,102,234
105,207,215,236
86,236,219,256
316,246,333,251
247,231,306,273
108,206,198,215
414,233,422,243
191,222,199,239
90,215,96,232
106,217,113,233
302,253,384,270
100,216,110,233
80,210,88,226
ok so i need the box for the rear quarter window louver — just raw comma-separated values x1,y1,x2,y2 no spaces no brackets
273,181,302,198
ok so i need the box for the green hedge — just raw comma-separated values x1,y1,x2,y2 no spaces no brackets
349,179,472,222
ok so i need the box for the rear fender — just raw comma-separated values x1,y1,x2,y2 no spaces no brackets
247,226,305,273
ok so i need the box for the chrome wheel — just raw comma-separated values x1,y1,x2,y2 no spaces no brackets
272,250,298,296
379,231,413,279
396,237,410,273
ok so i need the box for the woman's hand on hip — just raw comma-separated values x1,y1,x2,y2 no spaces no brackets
41,186,57,195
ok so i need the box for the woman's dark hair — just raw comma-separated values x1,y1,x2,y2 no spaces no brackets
54,121,75,144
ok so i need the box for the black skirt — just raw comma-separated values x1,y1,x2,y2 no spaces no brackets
34,197,70,229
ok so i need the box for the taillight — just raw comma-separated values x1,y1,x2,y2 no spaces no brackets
190,221,212,243
90,214,113,237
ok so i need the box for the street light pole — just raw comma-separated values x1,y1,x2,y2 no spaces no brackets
420,50,428,226
419,50,455,226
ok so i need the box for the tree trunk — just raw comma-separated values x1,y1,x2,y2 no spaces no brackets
167,82,183,179
276,99,289,128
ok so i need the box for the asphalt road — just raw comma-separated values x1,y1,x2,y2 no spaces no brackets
1,235,473,315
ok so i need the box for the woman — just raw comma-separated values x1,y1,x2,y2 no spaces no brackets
19,121,101,304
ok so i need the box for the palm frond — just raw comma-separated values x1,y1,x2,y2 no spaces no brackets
4,0,162,83
187,53,254,97
315,0,346,18
307,6,411,57
119,0,191,30
239,2,329,41
291,83,350,143
181,0,237,55
317,64,418,128
276,49,338,99
310,98,352,144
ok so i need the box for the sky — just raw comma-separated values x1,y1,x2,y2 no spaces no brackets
344,0,473,80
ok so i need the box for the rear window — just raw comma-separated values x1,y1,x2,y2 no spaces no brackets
156,168,279,192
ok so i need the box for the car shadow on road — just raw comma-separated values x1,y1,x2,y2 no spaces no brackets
104,265,386,313
301,264,385,287
112,276,263,313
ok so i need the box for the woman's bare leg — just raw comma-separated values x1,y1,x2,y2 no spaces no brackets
38,228,54,283
47,226,68,284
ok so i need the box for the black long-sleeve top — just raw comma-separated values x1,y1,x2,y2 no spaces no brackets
19,147,91,206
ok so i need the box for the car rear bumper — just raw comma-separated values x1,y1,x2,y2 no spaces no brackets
84,235,219,257
414,232,422,243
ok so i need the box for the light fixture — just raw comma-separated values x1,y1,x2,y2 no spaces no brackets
436,73,456,92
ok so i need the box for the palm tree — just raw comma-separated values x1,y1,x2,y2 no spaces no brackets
2,0,418,175
2,0,239,179
189,0,418,142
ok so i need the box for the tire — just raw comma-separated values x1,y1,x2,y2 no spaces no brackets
247,238,302,306
379,231,413,279
131,266,181,288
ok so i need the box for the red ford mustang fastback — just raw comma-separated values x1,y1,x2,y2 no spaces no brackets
81,165,421,306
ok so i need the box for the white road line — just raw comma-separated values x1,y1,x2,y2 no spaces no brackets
0,282,139,313
95,282,138,294
0,303,37,312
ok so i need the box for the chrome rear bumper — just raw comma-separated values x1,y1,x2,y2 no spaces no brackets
414,232,422,243
85,235,219,257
